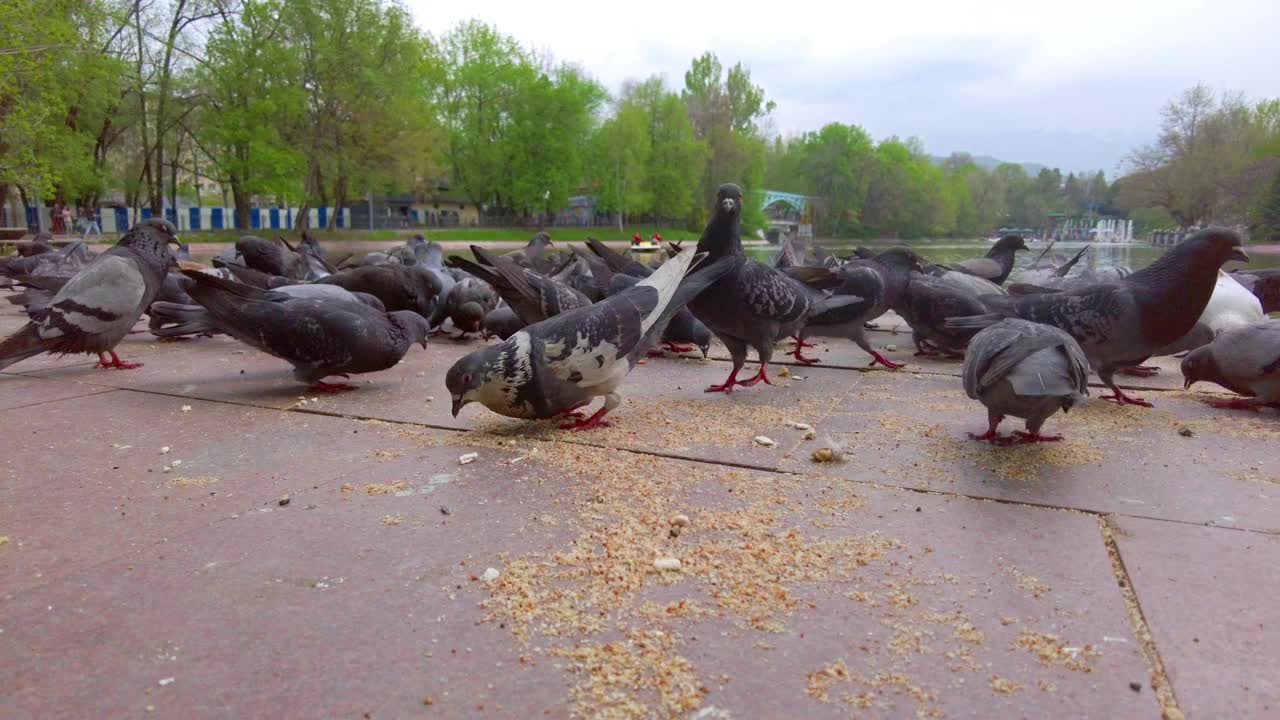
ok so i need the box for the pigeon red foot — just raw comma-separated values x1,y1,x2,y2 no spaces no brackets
868,351,905,369
913,343,940,357
552,401,591,420
97,351,143,369
1101,387,1153,407
968,415,1016,445
662,341,694,354
737,365,774,387
310,375,358,393
559,406,612,431
705,366,745,393
787,337,820,364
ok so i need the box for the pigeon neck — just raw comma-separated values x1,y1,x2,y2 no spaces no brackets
1129,246,1220,337
696,214,742,258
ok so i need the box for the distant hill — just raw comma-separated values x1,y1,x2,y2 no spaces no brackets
929,154,1047,177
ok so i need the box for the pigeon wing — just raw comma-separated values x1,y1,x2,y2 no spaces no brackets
37,255,147,342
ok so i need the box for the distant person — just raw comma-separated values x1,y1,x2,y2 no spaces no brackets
61,205,73,234
80,208,101,238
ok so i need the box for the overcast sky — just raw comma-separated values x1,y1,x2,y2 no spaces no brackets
406,0,1279,177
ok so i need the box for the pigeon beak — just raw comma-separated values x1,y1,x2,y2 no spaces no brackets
721,198,736,213
1229,247,1250,263
1183,377,1194,390
451,397,463,417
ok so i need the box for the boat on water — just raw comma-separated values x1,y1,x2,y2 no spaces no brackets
630,233,663,253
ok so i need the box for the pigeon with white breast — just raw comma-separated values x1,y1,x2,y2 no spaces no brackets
446,247,731,430
962,319,1090,444
0,218,178,371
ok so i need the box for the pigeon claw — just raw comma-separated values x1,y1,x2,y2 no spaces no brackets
309,380,358,393
1118,365,1160,377
663,341,694,354
705,368,743,393
738,365,773,387
559,407,612,431
791,337,817,349
97,352,143,370
788,347,820,365
1012,430,1064,443
967,430,1017,446
1101,389,1153,407
868,351,905,370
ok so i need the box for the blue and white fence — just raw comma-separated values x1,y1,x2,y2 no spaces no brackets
95,207,349,235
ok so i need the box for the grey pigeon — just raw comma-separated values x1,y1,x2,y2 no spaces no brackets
942,235,1028,285
1181,320,1280,410
579,241,712,356
1230,268,1280,314
446,247,731,430
150,282,385,339
417,240,457,328
446,246,590,325
444,277,499,338
504,232,554,272
179,269,429,391
896,273,990,357
687,183,862,392
0,219,177,370
962,318,1089,443
317,263,441,322
481,304,525,340
946,228,1249,407
788,249,917,368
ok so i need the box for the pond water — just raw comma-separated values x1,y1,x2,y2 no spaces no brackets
742,239,1279,274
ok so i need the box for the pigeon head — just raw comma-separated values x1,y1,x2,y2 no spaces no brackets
714,183,743,217
1164,227,1249,269
389,310,431,349
446,348,499,417
452,301,486,334
1180,346,1223,390
692,321,713,359
121,218,180,267
991,235,1029,255
876,247,927,273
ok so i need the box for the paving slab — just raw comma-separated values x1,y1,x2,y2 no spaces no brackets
1,433,1158,719
1109,517,1280,719
0,373,114,411
25,332,864,470
780,370,1280,532
0,390,477,597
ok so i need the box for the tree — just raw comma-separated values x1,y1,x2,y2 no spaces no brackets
195,0,305,228
591,102,651,229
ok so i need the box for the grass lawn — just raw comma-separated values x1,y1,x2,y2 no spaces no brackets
175,225,701,244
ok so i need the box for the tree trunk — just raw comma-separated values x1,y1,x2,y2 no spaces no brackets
329,175,348,231
231,178,250,231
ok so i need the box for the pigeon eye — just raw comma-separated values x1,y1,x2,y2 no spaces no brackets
462,373,472,385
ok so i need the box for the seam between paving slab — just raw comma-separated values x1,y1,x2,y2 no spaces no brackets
1099,516,1185,720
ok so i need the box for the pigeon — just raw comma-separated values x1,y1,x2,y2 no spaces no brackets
482,304,525,340
962,319,1090,443
946,228,1249,407
414,241,457,328
896,273,992,356
447,246,590,325
446,247,731,430
150,282,386,338
236,235,327,280
1230,268,1280,314
1180,320,1280,410
443,277,499,338
579,240,712,356
179,269,429,391
687,183,863,391
788,248,918,368
505,232,555,272
944,235,1028,285
1153,270,1263,356
316,263,441,322
0,218,178,370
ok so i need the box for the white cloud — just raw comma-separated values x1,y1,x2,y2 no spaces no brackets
404,0,1280,174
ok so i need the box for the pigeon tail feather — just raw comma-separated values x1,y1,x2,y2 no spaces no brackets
0,324,51,371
